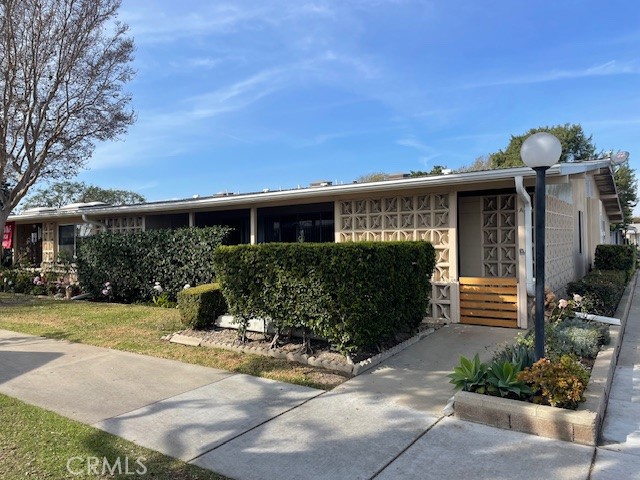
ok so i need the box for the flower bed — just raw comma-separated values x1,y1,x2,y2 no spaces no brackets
451,273,636,445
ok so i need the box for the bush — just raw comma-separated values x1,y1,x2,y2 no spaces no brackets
0,268,38,294
516,317,609,360
566,269,626,316
517,356,590,409
554,318,610,360
177,283,227,329
212,241,436,353
594,244,636,280
76,226,230,303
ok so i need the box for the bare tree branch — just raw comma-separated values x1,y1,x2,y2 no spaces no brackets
0,0,135,231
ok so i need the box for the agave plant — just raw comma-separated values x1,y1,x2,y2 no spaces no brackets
486,360,533,399
493,344,536,370
448,354,489,394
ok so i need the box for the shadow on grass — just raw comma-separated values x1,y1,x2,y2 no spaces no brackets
80,428,229,479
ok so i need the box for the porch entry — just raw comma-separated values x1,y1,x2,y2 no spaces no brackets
458,193,519,328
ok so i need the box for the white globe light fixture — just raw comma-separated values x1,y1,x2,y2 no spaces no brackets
520,132,562,361
521,132,562,169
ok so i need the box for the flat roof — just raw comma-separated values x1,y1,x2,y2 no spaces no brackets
9,159,621,222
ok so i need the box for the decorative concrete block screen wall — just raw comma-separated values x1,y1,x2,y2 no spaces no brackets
545,187,575,295
104,217,144,234
336,193,453,322
482,194,517,278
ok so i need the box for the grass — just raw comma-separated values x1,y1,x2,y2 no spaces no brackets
0,393,228,479
0,293,347,389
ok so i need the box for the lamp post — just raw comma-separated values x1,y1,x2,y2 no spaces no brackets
520,132,562,360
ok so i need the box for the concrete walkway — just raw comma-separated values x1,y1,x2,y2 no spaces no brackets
0,309,638,479
595,275,640,478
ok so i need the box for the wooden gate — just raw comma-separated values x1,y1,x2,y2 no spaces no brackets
459,277,518,328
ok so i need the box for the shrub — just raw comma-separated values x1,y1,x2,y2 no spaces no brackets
566,269,626,317
0,268,36,294
213,241,436,353
76,226,230,303
517,318,608,360
517,356,590,409
177,283,227,329
449,354,489,394
594,244,636,280
556,317,610,358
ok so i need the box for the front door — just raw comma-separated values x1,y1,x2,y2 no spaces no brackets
458,194,518,327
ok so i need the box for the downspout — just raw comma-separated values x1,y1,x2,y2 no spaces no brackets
81,214,107,232
515,176,535,297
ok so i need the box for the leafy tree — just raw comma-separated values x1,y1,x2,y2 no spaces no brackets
489,124,597,168
0,0,135,236
21,181,145,210
613,163,638,233
409,165,448,177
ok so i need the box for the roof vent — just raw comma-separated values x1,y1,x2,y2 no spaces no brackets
59,201,109,210
22,207,56,214
310,180,333,187
387,173,409,180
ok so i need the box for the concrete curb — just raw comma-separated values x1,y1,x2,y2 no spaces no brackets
164,327,438,377
453,272,636,445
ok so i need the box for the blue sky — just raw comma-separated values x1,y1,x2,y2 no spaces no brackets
77,0,640,204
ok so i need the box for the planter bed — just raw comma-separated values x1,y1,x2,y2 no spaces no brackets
163,322,441,376
453,274,635,445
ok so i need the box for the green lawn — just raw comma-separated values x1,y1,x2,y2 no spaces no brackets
0,293,347,389
0,393,228,479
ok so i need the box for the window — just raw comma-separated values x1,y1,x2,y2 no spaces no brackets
578,211,583,254
258,203,335,243
58,224,94,261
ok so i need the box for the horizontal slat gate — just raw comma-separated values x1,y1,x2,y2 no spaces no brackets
459,277,518,328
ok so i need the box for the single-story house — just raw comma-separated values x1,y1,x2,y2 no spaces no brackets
4,159,623,329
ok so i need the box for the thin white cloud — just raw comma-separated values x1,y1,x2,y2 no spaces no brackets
176,57,223,70
465,60,640,89
396,137,443,167
121,4,266,44
397,137,430,151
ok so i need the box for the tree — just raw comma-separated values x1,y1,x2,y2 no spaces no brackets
0,0,135,236
613,163,638,233
355,172,391,183
456,156,492,173
409,165,448,177
489,124,597,168
21,181,145,209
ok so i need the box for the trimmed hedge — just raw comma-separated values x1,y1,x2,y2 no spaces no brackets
594,244,636,280
77,226,230,303
212,241,436,354
566,269,627,317
177,283,227,329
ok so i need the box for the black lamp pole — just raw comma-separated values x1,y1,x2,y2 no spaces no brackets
534,166,549,361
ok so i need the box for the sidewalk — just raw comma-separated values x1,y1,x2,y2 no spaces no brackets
595,274,640,478
0,287,639,479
